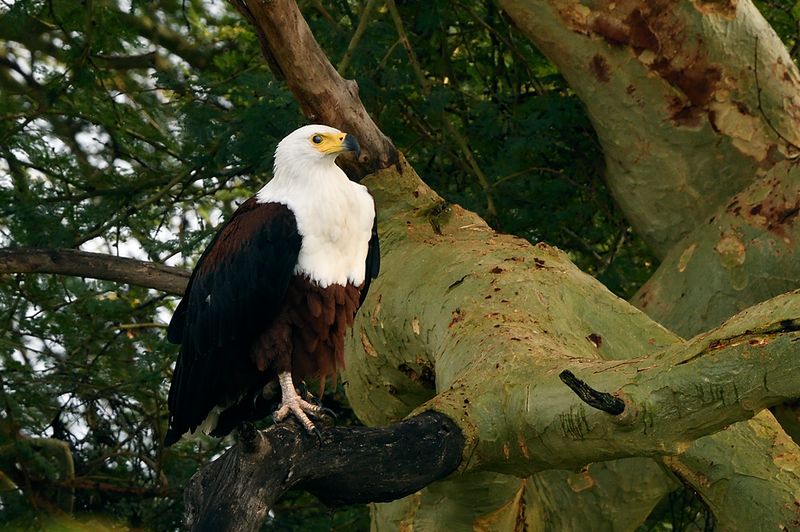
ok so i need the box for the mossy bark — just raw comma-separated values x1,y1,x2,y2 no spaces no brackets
213,1,800,528
499,0,800,258
632,165,800,337
492,1,800,527
348,159,800,531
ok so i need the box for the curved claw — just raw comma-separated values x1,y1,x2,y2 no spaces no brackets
320,407,337,419
297,381,309,398
273,372,332,442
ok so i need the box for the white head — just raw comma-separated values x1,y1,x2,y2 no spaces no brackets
273,124,360,177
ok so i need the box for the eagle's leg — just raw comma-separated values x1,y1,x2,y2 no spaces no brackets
272,371,324,433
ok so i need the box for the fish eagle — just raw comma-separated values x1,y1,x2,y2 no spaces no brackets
164,125,379,446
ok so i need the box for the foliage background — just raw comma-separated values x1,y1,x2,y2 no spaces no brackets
0,0,797,529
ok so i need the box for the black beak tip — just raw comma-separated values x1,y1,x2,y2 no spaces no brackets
344,134,361,157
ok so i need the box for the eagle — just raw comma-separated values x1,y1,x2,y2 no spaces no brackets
164,124,379,446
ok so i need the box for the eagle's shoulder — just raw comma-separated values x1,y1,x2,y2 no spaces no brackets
166,197,300,345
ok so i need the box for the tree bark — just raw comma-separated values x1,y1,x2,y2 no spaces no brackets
183,413,463,531
495,1,800,526
352,161,800,531
499,0,800,258
178,161,800,529
227,0,398,179
632,166,800,338
351,162,800,471
6,1,798,530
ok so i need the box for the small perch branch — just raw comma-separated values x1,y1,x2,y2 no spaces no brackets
559,369,625,415
183,412,463,532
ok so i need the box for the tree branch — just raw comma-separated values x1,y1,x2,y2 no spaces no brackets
0,248,189,295
183,412,463,531
559,370,625,415
227,0,398,179
423,290,800,474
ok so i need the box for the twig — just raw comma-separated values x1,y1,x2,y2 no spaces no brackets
385,0,428,93
442,119,498,218
337,0,380,75
595,227,628,277
559,370,625,415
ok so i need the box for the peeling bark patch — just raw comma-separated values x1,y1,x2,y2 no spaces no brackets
638,288,650,308
589,54,611,82
678,243,698,272
586,333,603,348
691,0,738,17
625,9,659,53
360,329,378,358
490,266,504,274
582,2,724,127
566,467,596,492
517,432,530,459
411,317,421,335
397,362,435,390
742,182,800,241
715,233,746,268
659,62,722,126
370,294,382,326
591,13,628,46
472,481,526,531
709,100,771,161
449,308,464,328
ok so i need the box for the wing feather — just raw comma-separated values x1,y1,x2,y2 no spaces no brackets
358,212,380,307
164,199,301,445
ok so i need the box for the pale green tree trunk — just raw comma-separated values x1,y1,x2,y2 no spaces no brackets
354,1,800,529
500,0,800,258
354,161,800,531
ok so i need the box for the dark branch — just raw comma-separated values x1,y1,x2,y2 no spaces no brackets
183,412,463,531
559,370,625,415
0,248,189,295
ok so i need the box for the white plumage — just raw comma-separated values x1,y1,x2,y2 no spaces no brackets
257,124,375,287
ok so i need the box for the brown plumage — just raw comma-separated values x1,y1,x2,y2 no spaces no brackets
250,275,361,386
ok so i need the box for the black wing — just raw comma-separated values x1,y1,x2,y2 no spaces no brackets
358,212,380,307
164,199,301,445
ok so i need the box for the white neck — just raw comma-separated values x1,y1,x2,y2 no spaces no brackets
255,156,375,288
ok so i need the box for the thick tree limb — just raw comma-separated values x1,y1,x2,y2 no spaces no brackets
349,161,800,530
632,161,800,338
499,0,800,257
0,248,189,295
182,412,463,532
424,295,800,473
227,0,398,178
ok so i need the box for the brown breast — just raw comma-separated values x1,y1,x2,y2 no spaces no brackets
250,274,362,388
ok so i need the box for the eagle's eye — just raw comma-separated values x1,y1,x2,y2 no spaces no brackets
312,135,323,144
